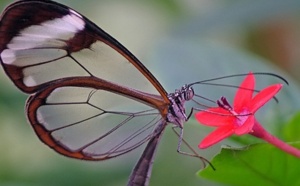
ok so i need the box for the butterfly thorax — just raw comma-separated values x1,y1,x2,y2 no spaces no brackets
166,85,194,128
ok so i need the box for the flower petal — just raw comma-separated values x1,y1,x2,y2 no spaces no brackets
235,115,255,135
250,84,282,112
195,108,233,127
198,126,234,149
234,72,255,109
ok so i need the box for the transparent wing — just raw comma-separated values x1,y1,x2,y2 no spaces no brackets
27,78,167,160
0,0,167,99
0,1,170,160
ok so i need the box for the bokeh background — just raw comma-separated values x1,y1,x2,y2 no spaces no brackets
1,0,300,185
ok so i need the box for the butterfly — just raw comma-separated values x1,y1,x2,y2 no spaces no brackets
0,1,209,185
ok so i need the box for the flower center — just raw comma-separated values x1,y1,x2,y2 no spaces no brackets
234,109,250,126
217,96,251,127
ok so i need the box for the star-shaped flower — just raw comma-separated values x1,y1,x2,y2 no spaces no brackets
196,72,282,149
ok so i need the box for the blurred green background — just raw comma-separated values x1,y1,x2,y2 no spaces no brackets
1,0,300,185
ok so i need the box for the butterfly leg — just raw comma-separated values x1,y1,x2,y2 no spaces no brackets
186,107,194,121
171,126,215,170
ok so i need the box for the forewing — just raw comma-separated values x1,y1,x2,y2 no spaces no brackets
0,0,167,99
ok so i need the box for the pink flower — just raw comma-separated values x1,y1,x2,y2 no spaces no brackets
196,72,282,149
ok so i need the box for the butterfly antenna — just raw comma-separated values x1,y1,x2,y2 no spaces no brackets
189,72,288,86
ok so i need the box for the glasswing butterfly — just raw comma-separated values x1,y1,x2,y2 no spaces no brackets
0,0,211,185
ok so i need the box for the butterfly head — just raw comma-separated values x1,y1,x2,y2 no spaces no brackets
166,85,194,128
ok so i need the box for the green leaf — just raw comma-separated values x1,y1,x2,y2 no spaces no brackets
283,112,300,141
198,143,300,186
